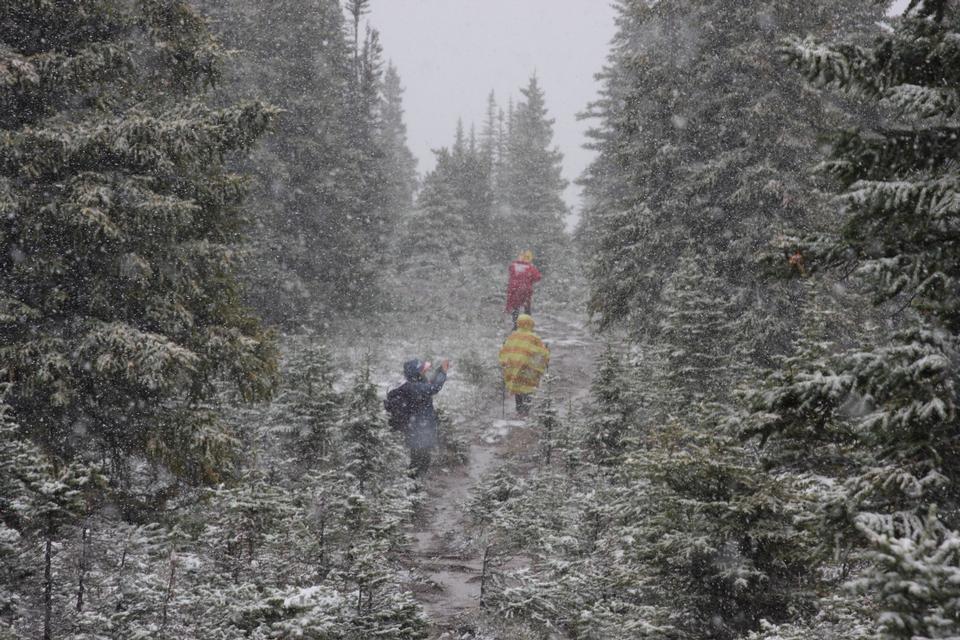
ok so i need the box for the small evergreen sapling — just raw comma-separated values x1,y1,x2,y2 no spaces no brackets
583,346,638,465
638,416,815,639
435,408,469,468
340,368,400,495
852,509,960,640
0,386,103,639
287,341,342,467
534,385,561,466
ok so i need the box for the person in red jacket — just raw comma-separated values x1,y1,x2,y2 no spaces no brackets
505,250,542,328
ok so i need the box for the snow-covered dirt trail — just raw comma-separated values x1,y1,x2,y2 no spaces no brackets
409,306,603,637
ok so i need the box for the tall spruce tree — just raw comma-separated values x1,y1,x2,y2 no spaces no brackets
403,114,499,265
0,0,276,505
379,63,418,221
746,1,960,637
452,120,495,239
195,0,396,322
501,74,569,261
401,147,470,269
481,90,500,187
347,24,391,254
649,253,746,410
581,0,878,345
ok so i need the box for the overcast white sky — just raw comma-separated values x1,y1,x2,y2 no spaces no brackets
369,1,618,217
370,1,909,218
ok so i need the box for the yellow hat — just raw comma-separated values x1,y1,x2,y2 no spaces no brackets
519,250,533,262
516,314,535,330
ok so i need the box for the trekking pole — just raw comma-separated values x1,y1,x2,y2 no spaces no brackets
501,376,505,419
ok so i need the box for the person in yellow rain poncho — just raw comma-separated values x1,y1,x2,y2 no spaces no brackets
498,314,550,417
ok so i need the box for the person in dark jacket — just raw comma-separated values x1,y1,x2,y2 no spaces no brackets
385,358,450,477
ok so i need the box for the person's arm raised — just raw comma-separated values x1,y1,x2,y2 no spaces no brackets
418,361,450,395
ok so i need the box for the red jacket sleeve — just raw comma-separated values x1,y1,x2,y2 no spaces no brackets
531,265,542,284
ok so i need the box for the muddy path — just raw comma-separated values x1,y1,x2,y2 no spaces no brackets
408,307,603,636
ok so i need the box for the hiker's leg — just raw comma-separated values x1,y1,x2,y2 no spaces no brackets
410,448,431,477
511,307,520,329
515,394,530,416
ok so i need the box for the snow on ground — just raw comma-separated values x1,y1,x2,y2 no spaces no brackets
483,420,528,444
280,262,610,636
329,275,602,635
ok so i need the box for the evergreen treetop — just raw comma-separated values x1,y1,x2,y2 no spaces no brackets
379,62,418,218
503,74,567,216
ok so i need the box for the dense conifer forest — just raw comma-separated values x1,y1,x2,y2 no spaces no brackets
2,0,959,638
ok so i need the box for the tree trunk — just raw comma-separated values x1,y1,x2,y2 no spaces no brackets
43,535,53,640
76,525,88,612
116,534,129,612
161,548,177,628
480,544,493,609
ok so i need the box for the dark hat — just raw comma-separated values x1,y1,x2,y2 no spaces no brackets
403,359,423,381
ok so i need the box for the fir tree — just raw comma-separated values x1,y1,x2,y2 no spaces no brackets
72,521,173,636
481,436,677,638
0,389,29,632
746,2,960,636
346,0,372,59
649,253,745,411
285,341,342,467
340,368,403,495
402,110,501,267
402,147,469,269
195,0,395,322
637,416,815,639
198,478,301,589
742,281,866,470
534,382,562,466
453,122,495,241
0,385,103,638
344,23,391,282
435,407,469,468
581,0,879,345
379,63,418,220
480,90,500,185
501,74,569,260
584,346,638,465
853,510,960,640
0,0,276,516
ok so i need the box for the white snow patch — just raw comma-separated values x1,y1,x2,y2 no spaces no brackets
886,0,910,16
548,337,589,348
282,585,340,609
482,419,527,444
